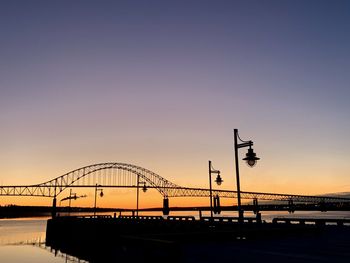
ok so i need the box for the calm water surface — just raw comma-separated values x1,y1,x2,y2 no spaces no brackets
1,211,349,263
0,217,83,263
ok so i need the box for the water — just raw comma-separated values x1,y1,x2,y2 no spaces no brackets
0,217,83,263
1,211,349,262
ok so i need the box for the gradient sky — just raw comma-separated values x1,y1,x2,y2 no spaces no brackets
1,0,350,208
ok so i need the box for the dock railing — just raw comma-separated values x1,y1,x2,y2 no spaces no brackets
272,217,350,226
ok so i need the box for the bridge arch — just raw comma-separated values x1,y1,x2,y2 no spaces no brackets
38,163,179,196
1,163,350,205
41,163,179,197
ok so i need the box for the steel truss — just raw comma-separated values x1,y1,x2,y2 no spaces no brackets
1,163,349,204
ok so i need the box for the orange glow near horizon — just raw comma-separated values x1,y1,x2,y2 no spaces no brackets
0,189,236,209
1,154,349,208
1,157,349,208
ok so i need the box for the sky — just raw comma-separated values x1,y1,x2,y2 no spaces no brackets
1,0,350,208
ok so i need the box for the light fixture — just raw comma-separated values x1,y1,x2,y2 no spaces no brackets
208,161,223,219
142,182,147,193
215,173,223,186
242,147,260,167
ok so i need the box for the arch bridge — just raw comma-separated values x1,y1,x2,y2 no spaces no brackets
1,163,349,205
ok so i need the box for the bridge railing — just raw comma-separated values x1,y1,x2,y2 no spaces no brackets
200,216,259,224
272,217,350,226
167,216,196,221
118,215,164,220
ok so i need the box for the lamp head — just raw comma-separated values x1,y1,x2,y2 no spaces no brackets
242,147,260,167
215,173,223,186
100,190,104,197
142,183,148,193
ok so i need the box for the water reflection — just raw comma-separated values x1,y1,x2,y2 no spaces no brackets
0,218,83,263
0,241,87,263
0,217,47,245
34,242,89,263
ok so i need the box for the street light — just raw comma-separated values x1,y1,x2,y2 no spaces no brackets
136,175,148,216
94,184,104,217
142,182,148,193
208,160,223,219
61,189,76,216
243,147,260,167
234,129,260,223
60,189,87,216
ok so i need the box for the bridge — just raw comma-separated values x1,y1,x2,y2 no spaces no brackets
1,163,349,206
4,163,348,263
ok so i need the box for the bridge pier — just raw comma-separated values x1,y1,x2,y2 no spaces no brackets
252,198,262,224
253,198,259,214
51,197,57,218
213,195,221,214
288,199,295,214
163,197,169,215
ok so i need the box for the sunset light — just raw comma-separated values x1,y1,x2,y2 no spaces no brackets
1,2,350,262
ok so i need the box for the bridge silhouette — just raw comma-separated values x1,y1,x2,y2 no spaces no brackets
4,163,348,263
1,163,349,205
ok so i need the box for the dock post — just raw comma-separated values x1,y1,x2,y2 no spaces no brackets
256,212,262,224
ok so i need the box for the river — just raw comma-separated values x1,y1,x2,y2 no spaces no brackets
1,211,349,262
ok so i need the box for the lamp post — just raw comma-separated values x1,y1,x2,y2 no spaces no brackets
68,189,75,216
208,160,223,219
94,184,104,217
60,190,87,216
234,129,260,223
136,175,147,216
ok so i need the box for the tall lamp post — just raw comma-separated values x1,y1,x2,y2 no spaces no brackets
234,129,260,223
94,184,104,217
68,189,75,216
208,160,223,219
136,175,147,216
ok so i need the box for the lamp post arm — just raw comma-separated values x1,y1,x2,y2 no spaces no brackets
236,141,253,149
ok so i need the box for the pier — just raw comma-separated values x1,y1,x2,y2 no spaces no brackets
46,215,350,263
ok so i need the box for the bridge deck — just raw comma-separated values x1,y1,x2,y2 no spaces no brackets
1,162,350,204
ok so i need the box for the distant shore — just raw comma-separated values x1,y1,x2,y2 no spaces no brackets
0,205,117,219
2,204,350,219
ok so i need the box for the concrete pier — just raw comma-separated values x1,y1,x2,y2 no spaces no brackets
46,215,350,263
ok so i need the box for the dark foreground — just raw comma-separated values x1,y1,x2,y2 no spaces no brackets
46,215,350,263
